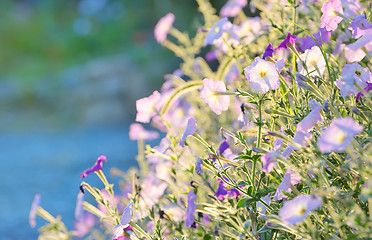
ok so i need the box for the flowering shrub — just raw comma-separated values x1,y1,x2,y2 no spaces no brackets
30,0,372,239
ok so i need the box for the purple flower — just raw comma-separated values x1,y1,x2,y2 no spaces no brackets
185,190,197,228
335,63,370,97
29,194,41,228
261,151,278,173
200,79,230,115
113,202,134,239
279,194,322,225
256,194,271,214
356,83,372,100
80,155,107,179
318,117,363,153
349,15,372,39
204,18,231,46
262,43,275,59
273,168,301,201
129,123,159,141
341,0,362,18
180,117,198,147
154,13,175,43
244,57,280,93
276,33,297,51
344,29,372,62
320,0,343,32
218,140,230,155
214,178,241,200
195,158,203,174
73,213,95,239
135,91,162,123
220,0,247,17
296,28,331,51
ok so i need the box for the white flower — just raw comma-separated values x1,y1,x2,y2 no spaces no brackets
297,46,327,77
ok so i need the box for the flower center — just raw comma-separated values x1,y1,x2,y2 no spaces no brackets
335,131,346,144
214,27,220,33
259,70,267,78
298,207,306,215
355,70,361,76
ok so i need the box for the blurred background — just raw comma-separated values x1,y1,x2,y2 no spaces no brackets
0,0,225,239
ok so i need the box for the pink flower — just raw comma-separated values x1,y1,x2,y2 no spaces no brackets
129,123,159,141
80,155,107,179
349,15,372,39
244,57,280,93
200,79,230,115
320,0,343,31
220,0,247,17
135,91,162,123
154,13,175,43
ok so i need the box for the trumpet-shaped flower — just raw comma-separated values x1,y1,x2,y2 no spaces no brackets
200,79,230,115
129,123,159,141
244,57,280,93
154,13,175,43
80,155,107,179
113,202,133,239
279,195,322,225
136,91,162,123
195,158,203,174
273,168,301,201
318,117,363,153
341,0,362,18
320,0,343,31
276,33,297,51
204,18,231,46
261,151,278,173
29,194,41,228
298,46,327,77
180,117,198,147
344,29,372,62
262,43,275,59
349,15,372,39
215,178,241,200
335,63,370,97
220,0,247,17
185,190,197,228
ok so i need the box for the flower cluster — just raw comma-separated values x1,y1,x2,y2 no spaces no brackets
31,0,372,239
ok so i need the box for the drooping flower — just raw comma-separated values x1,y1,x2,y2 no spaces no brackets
320,0,344,32
356,82,372,100
204,18,231,46
349,15,372,39
298,46,327,77
275,33,297,51
135,91,162,123
262,43,275,59
244,57,280,93
113,202,134,239
29,194,41,228
185,190,197,228
273,168,301,201
296,28,331,51
80,155,107,179
195,158,203,174
344,29,372,62
129,123,159,141
279,195,322,225
200,79,230,115
154,13,175,43
180,117,198,147
318,117,363,153
220,0,247,17
335,63,370,97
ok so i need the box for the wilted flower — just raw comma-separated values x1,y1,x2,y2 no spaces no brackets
29,194,41,228
335,63,370,97
180,117,198,147
135,91,162,123
318,117,363,153
320,0,343,31
80,155,107,179
349,15,372,39
244,57,280,93
273,168,301,201
220,0,247,17
154,13,175,43
185,190,197,228
200,79,230,115
279,195,322,225
298,46,327,77
129,123,159,141
113,202,134,239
